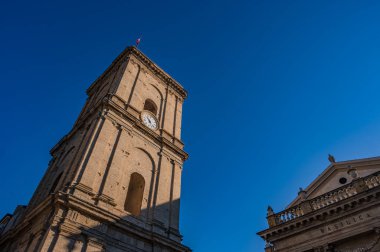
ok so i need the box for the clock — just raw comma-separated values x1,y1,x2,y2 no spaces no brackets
141,111,158,130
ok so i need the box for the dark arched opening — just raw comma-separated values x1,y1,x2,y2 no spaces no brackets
143,99,158,115
124,173,145,216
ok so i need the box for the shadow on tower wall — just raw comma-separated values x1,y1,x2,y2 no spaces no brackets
0,195,190,252
44,198,190,252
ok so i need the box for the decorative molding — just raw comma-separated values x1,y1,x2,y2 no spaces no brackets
74,183,95,196
93,194,117,207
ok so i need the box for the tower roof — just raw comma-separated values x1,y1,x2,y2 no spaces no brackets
87,46,187,99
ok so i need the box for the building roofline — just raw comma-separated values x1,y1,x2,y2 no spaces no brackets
287,155,380,208
332,155,380,166
305,155,380,191
86,46,187,99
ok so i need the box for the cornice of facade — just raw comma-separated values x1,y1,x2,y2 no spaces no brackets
258,171,380,240
86,46,187,99
258,190,379,240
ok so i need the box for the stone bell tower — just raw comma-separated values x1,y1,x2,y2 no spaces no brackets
0,46,191,252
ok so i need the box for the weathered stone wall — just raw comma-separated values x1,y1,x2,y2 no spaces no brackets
70,111,183,232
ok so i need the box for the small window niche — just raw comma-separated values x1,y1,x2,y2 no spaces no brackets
124,173,145,216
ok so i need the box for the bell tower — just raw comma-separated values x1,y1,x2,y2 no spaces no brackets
0,47,191,252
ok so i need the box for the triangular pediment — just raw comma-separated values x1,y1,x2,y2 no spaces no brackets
287,156,380,208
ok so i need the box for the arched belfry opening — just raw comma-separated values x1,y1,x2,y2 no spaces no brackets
124,173,145,216
143,99,158,115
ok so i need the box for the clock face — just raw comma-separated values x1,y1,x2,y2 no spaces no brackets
141,112,158,130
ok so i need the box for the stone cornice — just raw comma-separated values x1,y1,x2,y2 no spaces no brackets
61,193,191,251
86,46,187,99
266,171,380,229
257,183,380,240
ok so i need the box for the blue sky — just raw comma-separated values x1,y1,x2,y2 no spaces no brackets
2,1,380,251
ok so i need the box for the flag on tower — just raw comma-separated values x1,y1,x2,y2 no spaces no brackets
136,37,141,47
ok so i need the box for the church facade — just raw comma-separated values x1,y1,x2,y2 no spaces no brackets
258,156,380,251
0,46,191,252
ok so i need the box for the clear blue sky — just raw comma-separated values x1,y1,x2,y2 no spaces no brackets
2,1,380,251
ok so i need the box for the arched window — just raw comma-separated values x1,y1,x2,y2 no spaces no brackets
143,99,158,115
124,173,145,216
50,173,62,193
